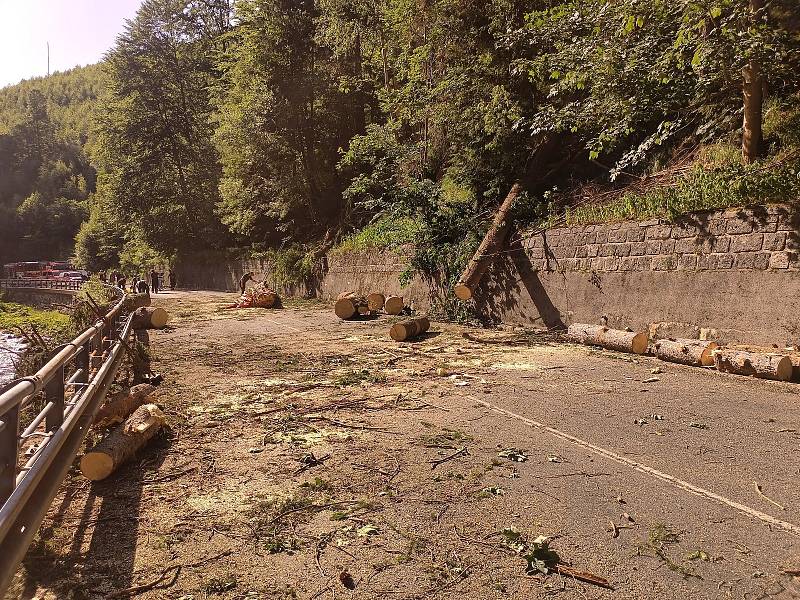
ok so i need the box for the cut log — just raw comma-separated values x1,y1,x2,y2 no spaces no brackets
94,383,156,428
654,338,719,367
712,349,792,381
454,183,523,301
567,323,649,355
124,293,151,311
80,404,166,481
334,293,367,320
389,317,431,342
367,293,386,312
131,307,169,330
384,296,405,315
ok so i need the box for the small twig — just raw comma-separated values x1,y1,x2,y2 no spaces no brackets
105,565,181,599
552,564,613,590
754,481,785,511
431,446,468,470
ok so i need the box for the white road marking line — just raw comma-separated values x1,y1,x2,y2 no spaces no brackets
470,396,800,537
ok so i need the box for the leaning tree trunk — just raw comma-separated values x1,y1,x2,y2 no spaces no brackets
567,323,649,355
742,0,765,164
713,348,792,381
80,404,166,481
654,339,719,367
454,183,523,301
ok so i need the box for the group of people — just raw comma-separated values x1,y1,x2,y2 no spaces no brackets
102,269,176,294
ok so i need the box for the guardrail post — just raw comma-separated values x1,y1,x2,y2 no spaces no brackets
0,381,21,504
44,345,67,431
75,344,89,384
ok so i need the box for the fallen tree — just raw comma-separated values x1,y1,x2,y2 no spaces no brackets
454,183,522,301
390,317,431,342
80,403,166,481
94,383,156,428
713,348,793,381
131,307,169,330
567,323,649,355
654,339,719,367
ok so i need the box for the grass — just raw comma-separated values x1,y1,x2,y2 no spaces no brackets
332,214,422,255
0,301,72,341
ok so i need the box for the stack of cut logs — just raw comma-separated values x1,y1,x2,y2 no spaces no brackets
334,291,432,342
567,322,795,382
334,291,406,319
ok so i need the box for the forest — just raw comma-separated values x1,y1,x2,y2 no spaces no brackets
1,0,799,289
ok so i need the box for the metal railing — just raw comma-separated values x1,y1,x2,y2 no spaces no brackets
0,285,132,594
0,278,83,291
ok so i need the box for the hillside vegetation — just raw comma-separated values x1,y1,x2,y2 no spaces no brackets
1,1,798,289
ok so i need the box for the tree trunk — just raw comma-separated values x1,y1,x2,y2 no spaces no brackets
454,183,523,301
80,404,166,481
713,349,792,381
367,293,386,312
334,293,368,320
742,0,765,164
567,323,649,355
654,339,719,367
384,296,405,315
94,383,156,428
131,307,169,330
389,317,431,342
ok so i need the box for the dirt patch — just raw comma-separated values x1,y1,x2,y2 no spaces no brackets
9,292,800,599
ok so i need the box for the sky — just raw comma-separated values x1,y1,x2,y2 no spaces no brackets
0,0,144,89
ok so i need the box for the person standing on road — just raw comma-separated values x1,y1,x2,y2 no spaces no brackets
168,269,176,290
239,271,254,295
150,269,160,294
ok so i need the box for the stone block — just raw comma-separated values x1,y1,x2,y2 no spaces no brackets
752,217,778,233
651,255,677,271
602,256,620,271
679,254,698,270
753,252,770,270
674,237,698,254
696,254,709,270
734,252,756,269
575,245,588,259
769,251,791,269
614,243,631,257
607,228,629,243
706,220,728,236
630,241,646,256
587,245,600,258
661,239,675,254
645,240,661,255
672,223,699,238
762,232,786,251
527,247,544,259
599,244,615,257
618,256,636,271
626,227,645,242
645,225,672,240
709,254,734,269
595,230,608,244
726,218,753,234
730,233,763,252
711,236,730,253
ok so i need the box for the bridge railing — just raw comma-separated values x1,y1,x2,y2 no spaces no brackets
0,278,83,291
0,284,131,593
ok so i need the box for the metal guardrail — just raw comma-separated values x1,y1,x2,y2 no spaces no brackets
0,278,83,291
0,284,132,594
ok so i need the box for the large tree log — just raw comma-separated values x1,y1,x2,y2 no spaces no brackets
384,296,405,315
367,293,386,312
713,349,792,381
390,317,431,342
131,307,169,330
654,338,719,367
94,384,156,428
567,323,649,355
80,404,166,481
454,183,523,301
123,293,151,311
334,293,368,320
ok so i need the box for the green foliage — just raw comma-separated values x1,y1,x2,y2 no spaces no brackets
0,302,72,342
333,215,421,254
